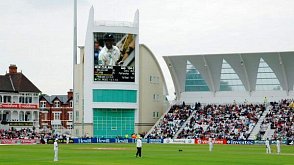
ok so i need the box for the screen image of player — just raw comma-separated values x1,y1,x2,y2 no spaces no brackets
93,32,136,82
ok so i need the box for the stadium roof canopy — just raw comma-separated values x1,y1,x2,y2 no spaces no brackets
163,51,294,103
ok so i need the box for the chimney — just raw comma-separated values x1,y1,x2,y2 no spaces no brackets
9,64,17,74
67,89,73,99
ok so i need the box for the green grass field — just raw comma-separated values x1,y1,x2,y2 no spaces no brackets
0,143,293,165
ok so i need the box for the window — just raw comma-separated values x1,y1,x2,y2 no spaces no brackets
75,111,79,121
19,96,24,103
54,101,60,108
220,59,245,91
75,93,79,104
23,93,32,103
69,100,73,108
256,58,281,90
3,96,11,103
53,113,61,120
26,97,32,103
67,124,73,129
153,94,160,102
150,75,159,84
19,93,25,103
68,112,73,121
40,101,46,108
153,112,160,119
0,96,2,103
43,113,47,120
185,60,209,91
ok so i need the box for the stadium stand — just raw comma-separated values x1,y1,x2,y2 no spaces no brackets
146,102,270,140
0,128,40,139
146,103,195,139
258,99,294,140
176,103,265,140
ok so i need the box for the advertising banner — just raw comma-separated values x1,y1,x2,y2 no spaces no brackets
0,139,38,144
255,140,288,145
195,139,227,144
115,138,134,143
8,122,33,126
47,138,73,144
0,103,38,109
147,139,163,144
227,140,254,145
163,139,194,144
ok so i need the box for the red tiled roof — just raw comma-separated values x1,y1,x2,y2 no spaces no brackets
0,73,41,93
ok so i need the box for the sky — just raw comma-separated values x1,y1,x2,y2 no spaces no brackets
1,0,294,97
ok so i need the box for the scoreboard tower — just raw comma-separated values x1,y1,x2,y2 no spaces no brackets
74,7,140,138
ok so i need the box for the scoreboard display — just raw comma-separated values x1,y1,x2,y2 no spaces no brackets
93,32,136,82
94,66,135,82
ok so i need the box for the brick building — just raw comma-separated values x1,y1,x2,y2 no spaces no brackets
39,90,73,134
0,64,41,130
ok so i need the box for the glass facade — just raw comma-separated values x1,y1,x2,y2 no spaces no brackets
256,58,281,90
185,61,209,91
220,59,245,91
182,57,284,92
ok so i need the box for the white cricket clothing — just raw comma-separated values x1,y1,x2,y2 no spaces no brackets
66,137,69,144
276,140,281,154
265,140,271,154
54,141,58,161
208,138,213,152
136,139,142,148
99,46,120,66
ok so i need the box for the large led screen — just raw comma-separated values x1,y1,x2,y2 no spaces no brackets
93,32,136,82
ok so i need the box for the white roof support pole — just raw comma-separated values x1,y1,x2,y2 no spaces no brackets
278,52,289,95
203,55,215,95
239,54,251,95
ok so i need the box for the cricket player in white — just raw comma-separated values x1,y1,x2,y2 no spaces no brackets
208,137,213,152
136,137,142,157
54,139,58,161
265,138,271,154
276,139,281,154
